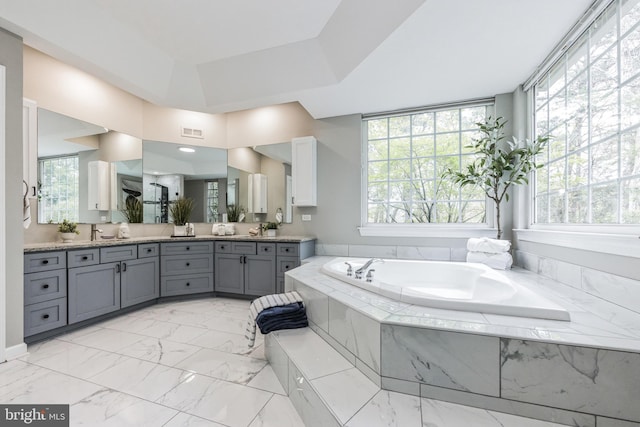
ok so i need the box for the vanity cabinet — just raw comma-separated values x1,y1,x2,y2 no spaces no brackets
24,251,67,337
160,241,214,296
68,244,159,323
214,241,276,296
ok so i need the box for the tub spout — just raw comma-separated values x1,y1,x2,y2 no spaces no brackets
355,258,384,279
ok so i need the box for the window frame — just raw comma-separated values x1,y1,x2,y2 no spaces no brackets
37,154,80,224
359,101,498,238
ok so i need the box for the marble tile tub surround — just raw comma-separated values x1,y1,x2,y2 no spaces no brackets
12,297,305,427
287,259,640,424
514,250,640,317
315,243,467,261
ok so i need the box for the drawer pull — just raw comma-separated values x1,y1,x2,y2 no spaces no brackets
186,282,190,287
285,248,290,252
186,246,190,251
82,256,88,261
42,260,49,265
42,314,50,319
263,247,268,251
220,245,225,250
116,264,121,273
42,284,49,289
186,262,190,267
122,263,127,272
284,264,290,270
147,248,152,253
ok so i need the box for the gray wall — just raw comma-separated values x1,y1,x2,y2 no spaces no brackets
1,28,24,349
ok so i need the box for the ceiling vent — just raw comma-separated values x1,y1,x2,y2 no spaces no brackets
181,127,204,139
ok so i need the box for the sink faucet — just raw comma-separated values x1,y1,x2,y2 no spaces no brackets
91,224,103,241
355,258,384,279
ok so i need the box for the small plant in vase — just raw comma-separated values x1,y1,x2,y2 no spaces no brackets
58,219,80,242
262,222,278,237
169,197,195,236
226,204,244,222
121,197,143,223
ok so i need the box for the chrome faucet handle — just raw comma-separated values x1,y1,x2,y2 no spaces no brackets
344,262,353,277
366,269,375,282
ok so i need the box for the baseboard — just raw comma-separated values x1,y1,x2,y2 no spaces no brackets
5,342,27,361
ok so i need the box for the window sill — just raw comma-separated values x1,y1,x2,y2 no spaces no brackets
358,225,497,238
514,229,640,258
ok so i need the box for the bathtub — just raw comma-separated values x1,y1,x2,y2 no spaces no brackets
321,258,570,321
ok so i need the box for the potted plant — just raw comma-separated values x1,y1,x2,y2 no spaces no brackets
58,219,80,242
169,197,195,236
121,197,143,223
226,204,244,222
443,117,549,240
262,221,278,237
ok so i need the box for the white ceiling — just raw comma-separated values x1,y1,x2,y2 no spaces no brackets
0,0,592,118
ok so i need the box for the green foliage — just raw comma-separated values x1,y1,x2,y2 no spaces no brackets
226,204,243,222
169,197,195,226
121,198,143,223
58,219,79,234
442,117,549,239
261,222,278,231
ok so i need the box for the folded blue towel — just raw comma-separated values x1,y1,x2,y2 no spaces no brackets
256,301,308,334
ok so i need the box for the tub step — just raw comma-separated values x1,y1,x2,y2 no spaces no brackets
266,327,571,427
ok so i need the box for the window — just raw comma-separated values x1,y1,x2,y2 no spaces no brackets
533,0,640,225
364,103,491,225
206,180,219,222
38,155,79,223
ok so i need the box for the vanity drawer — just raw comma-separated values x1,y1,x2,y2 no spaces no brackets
277,256,300,277
24,297,67,337
161,273,213,296
68,248,100,268
232,241,256,255
24,251,66,273
214,241,232,253
161,241,213,255
257,243,276,255
138,243,159,258
100,245,137,263
24,270,67,305
161,254,213,276
277,243,299,257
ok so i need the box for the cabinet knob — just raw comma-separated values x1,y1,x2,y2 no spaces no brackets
186,247,190,251
186,282,190,287
42,284,49,289
285,264,290,270
42,260,49,265
263,247,268,251
147,248,152,253
82,256,88,261
220,245,225,250
42,314,50,319
285,248,290,252
186,262,190,267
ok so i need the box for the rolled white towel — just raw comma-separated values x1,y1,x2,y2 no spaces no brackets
467,237,511,254
466,251,513,270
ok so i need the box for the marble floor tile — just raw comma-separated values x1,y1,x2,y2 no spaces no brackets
102,315,209,343
156,374,273,427
23,339,130,379
247,365,287,395
175,348,267,384
421,398,567,427
346,390,422,427
115,336,201,366
164,412,227,427
88,356,193,401
191,329,262,355
0,363,103,405
63,327,146,352
200,313,248,334
311,367,379,424
248,394,305,427
71,388,178,427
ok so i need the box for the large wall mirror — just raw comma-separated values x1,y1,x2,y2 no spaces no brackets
36,108,294,225
37,108,142,224
142,141,227,224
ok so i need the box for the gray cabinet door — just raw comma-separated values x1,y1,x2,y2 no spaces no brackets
68,263,120,324
121,257,159,308
214,254,244,294
245,255,276,297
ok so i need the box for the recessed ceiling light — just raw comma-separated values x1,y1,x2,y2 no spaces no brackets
179,147,195,153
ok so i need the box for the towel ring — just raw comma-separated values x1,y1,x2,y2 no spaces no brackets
23,180,29,198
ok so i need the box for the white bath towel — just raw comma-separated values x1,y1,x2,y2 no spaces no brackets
23,194,31,229
245,291,304,348
466,237,511,254
466,251,513,270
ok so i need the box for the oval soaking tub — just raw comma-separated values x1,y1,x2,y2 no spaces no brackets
320,258,570,321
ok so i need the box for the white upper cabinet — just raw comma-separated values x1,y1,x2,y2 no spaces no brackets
87,160,111,210
291,136,317,207
248,173,268,214
23,98,38,198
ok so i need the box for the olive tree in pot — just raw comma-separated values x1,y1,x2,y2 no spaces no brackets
169,197,195,236
443,117,548,240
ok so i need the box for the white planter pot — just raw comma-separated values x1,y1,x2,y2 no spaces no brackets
60,232,77,243
173,225,187,236
266,229,276,237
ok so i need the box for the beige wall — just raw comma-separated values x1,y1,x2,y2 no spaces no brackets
99,131,142,162
1,28,24,349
